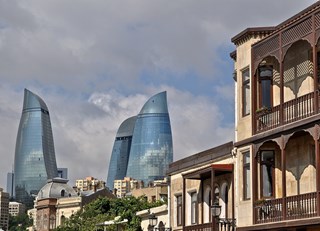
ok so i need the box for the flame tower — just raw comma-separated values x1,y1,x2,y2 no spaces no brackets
14,89,58,207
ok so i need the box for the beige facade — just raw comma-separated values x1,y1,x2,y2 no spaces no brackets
137,205,169,231
9,202,26,216
0,188,9,231
131,184,167,203
75,176,106,192
168,142,234,231
55,196,82,227
167,3,320,231
231,2,320,231
113,177,143,198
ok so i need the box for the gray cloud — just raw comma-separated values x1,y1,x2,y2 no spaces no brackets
0,1,316,188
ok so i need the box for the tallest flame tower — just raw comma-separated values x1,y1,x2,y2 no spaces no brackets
14,89,58,207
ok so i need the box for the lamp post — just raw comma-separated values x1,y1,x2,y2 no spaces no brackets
211,203,221,231
148,213,158,230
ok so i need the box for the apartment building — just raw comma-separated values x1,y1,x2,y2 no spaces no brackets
75,176,105,192
0,188,9,231
9,202,26,216
113,177,143,198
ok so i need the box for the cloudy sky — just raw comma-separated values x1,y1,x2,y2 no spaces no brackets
0,0,316,188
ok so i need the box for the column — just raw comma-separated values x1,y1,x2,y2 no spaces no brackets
182,177,186,227
252,146,258,224
279,32,284,125
315,136,320,216
281,146,287,220
312,14,319,113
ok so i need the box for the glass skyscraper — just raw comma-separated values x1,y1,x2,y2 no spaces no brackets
14,89,58,207
106,116,137,190
107,91,173,189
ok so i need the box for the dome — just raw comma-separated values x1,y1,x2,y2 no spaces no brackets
37,178,77,200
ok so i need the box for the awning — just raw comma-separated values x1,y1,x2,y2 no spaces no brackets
183,164,233,180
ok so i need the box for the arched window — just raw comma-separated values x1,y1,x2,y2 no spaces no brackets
258,65,273,108
61,189,65,197
220,182,229,219
203,185,211,223
61,215,66,226
214,186,220,204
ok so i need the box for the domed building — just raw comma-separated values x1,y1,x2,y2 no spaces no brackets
35,178,78,231
32,177,115,231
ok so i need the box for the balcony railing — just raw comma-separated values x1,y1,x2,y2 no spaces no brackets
256,92,317,133
184,222,213,231
254,192,318,224
183,219,236,231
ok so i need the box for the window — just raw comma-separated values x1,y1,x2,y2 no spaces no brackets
60,215,66,226
242,68,250,116
214,187,220,204
260,150,275,197
259,66,273,108
176,195,182,226
190,192,197,224
243,151,251,200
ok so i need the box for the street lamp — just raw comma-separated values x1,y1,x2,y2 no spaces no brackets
149,213,158,227
210,202,221,218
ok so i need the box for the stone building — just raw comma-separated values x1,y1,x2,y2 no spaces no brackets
231,1,320,230
35,178,77,231
137,204,169,231
166,3,320,230
167,142,235,231
33,178,115,231
130,180,168,203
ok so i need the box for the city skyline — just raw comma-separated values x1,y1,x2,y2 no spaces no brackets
0,1,316,189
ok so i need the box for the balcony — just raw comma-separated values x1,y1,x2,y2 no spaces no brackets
183,220,236,231
254,192,318,224
255,92,318,133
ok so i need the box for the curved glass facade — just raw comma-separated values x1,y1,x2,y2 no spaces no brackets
126,91,173,185
106,116,137,189
14,89,58,207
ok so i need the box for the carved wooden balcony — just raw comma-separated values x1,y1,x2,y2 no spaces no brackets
254,192,318,224
255,92,317,133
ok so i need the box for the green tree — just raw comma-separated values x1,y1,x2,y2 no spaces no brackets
55,196,165,231
8,213,33,231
